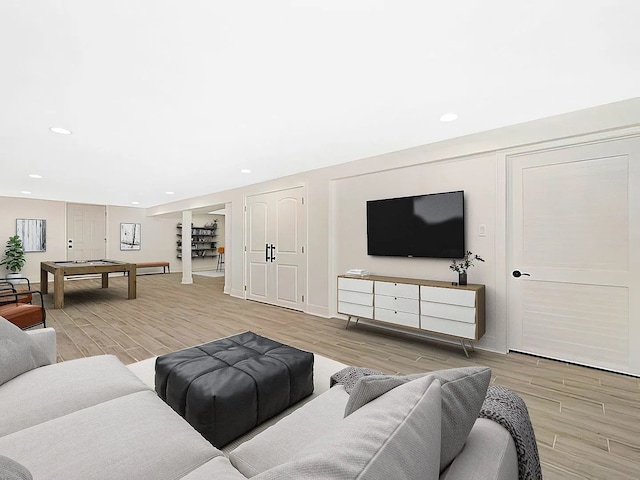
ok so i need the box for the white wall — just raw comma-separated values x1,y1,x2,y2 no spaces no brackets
147,99,640,354
0,196,67,280
107,205,178,274
0,198,179,279
333,154,499,349
210,214,225,252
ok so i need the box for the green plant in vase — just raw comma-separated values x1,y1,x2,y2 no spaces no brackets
449,250,484,285
1,235,26,280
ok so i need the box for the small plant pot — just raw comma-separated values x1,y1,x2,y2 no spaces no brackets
458,273,467,286
6,272,23,286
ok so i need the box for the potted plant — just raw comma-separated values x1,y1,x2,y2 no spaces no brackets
1,235,26,284
450,250,484,285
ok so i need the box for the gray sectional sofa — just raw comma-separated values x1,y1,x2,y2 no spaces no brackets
0,318,520,480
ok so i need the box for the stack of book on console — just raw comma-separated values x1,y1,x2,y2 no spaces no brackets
345,269,370,277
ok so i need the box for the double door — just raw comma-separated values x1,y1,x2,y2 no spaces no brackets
245,187,307,311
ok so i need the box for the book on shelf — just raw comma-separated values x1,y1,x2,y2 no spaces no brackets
345,269,370,277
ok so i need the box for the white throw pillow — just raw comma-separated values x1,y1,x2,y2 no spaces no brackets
0,316,50,386
254,375,442,480
345,366,491,472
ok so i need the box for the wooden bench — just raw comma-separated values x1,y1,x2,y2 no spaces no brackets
136,261,170,274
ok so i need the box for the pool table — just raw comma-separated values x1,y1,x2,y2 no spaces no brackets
40,260,137,309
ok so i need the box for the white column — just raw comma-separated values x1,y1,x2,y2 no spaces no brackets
224,202,232,295
181,210,193,284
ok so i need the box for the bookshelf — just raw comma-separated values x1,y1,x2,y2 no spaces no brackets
176,223,218,259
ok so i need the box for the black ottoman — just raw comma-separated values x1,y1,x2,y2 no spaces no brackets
155,331,314,447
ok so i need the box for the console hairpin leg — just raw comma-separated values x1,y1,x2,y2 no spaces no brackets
345,316,360,330
460,339,470,358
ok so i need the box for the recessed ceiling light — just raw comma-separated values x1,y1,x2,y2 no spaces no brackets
439,113,458,122
165,191,174,195
49,127,72,135
28,174,42,179
240,169,252,174
21,191,32,195
131,201,140,205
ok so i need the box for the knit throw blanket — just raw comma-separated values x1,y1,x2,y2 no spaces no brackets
480,386,542,480
330,367,542,480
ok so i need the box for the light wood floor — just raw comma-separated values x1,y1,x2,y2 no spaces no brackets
39,274,639,480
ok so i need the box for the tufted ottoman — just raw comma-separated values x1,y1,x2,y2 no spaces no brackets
155,331,314,447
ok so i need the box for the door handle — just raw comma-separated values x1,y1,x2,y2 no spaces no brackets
265,244,276,262
512,270,531,278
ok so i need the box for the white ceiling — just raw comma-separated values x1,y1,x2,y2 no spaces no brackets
2,1,639,208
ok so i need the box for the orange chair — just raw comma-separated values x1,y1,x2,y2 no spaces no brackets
216,247,225,271
0,283,46,330
0,277,33,305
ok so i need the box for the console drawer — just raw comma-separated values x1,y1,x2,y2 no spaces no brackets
420,301,476,324
338,301,373,319
338,277,373,294
420,285,476,307
421,316,477,339
338,290,373,306
375,281,419,299
375,308,420,328
375,295,419,314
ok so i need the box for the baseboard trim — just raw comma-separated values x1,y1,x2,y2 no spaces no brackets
230,288,245,299
305,303,330,318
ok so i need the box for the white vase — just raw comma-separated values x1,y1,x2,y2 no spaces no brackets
5,272,23,286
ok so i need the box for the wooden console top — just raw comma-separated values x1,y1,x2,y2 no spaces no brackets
338,274,484,292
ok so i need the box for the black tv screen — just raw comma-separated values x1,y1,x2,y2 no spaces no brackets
367,191,465,258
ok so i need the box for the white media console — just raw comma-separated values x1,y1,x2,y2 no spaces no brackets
337,274,485,356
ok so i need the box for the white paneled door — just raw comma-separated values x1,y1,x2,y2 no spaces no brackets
245,187,307,311
508,136,640,375
66,204,106,261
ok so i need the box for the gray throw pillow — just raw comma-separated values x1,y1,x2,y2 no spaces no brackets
0,455,33,480
0,316,50,387
255,375,442,480
345,366,491,472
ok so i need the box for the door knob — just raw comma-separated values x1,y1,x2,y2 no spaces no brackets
512,270,531,278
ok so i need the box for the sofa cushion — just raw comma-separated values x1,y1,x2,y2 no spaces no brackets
0,455,32,480
180,457,248,480
229,384,350,477
344,366,491,472
440,418,518,480
0,354,150,437
253,375,442,480
0,391,222,480
0,316,49,387
25,328,56,364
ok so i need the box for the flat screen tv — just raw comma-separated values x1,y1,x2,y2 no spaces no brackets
367,190,464,258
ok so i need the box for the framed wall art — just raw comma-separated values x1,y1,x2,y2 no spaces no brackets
16,218,46,252
120,223,141,250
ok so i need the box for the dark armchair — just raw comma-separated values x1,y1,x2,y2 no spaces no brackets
0,278,46,329
0,277,34,305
